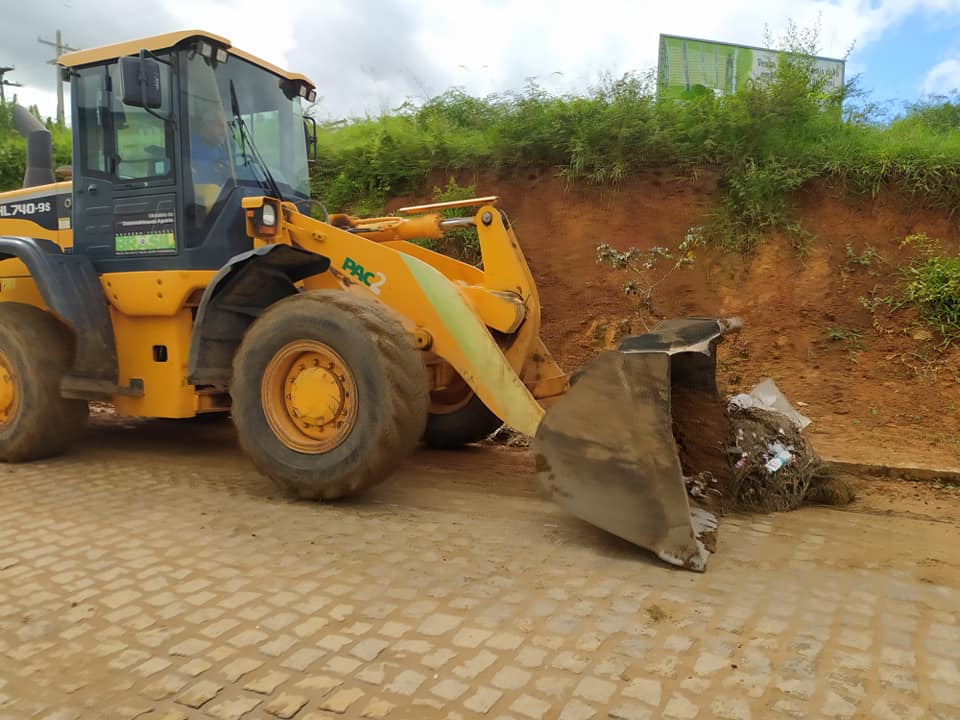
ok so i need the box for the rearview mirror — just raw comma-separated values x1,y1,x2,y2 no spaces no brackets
119,55,163,109
303,115,318,163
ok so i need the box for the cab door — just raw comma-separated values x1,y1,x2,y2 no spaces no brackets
70,57,181,272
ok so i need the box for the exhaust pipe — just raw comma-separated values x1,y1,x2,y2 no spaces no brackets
12,104,55,189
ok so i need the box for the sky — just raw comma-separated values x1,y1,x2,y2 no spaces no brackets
2,0,960,124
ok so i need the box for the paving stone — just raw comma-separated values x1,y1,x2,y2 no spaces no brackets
623,678,662,706
293,617,329,638
551,652,589,674
870,698,926,720
351,638,390,661
423,649,458,669
180,658,213,677
418,614,462,636
821,690,858,718
140,674,190,701
169,638,211,657
431,678,469,701
710,695,752,720
608,704,652,720
320,688,364,713
560,698,596,720
453,650,498,680
295,675,343,694
386,670,426,696
515,647,547,669
360,697,395,719
486,633,525,651
280,648,325,672
263,693,309,719
379,622,410,638
317,635,352,652
326,656,363,675
510,694,551,720
453,628,493,648
244,671,290,695
664,693,699,719
135,657,171,677
229,629,269,648
464,686,503,714
259,634,298,657
204,694,263,720
931,683,960,707
356,662,389,685
175,679,223,709
574,677,616,704
694,653,730,676
492,666,532,690
220,657,264,683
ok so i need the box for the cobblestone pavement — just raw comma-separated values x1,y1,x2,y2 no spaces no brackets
1,420,959,720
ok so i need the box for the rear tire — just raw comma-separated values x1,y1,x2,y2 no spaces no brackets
424,393,503,449
0,303,88,461
231,290,428,500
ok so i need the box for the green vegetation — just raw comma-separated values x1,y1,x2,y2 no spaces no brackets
410,178,483,266
596,227,701,328
304,21,960,252
0,101,71,189
3,22,960,258
900,234,960,347
859,233,960,349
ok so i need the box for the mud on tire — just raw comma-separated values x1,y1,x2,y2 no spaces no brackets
231,290,428,500
0,303,89,461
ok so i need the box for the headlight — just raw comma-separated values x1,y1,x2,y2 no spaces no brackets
261,203,276,227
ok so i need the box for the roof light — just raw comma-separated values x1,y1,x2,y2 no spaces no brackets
215,48,228,63
199,42,213,59
299,85,307,98
308,89,317,102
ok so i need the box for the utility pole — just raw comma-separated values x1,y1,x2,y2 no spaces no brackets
0,66,23,106
38,30,79,126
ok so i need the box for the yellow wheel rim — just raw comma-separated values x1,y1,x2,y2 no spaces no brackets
0,350,19,429
262,340,358,453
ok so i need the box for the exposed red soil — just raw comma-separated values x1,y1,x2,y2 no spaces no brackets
389,169,960,471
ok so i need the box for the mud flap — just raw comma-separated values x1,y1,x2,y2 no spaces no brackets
531,317,741,572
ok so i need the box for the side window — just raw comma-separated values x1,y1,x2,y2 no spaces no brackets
75,68,108,176
107,63,173,181
74,61,174,182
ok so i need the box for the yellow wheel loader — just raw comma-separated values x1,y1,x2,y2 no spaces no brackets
0,31,740,571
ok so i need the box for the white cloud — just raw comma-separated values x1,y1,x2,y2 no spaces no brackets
5,0,960,120
922,57,960,94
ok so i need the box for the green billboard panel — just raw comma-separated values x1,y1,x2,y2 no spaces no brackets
657,34,845,100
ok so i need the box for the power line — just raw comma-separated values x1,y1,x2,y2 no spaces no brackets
38,30,80,126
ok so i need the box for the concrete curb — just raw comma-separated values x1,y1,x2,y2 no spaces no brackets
823,458,960,483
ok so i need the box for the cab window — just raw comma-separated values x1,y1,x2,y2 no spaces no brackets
74,59,174,183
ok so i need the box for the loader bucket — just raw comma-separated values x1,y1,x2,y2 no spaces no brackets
531,317,742,572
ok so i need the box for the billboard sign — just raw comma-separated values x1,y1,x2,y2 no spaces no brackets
657,34,845,99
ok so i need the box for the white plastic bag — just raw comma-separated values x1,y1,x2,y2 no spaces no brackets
728,378,811,431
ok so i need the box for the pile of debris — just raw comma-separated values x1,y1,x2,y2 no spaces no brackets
674,378,854,513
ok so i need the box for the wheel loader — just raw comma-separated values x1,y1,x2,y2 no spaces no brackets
0,30,740,571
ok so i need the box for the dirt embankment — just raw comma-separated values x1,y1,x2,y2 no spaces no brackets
388,169,960,471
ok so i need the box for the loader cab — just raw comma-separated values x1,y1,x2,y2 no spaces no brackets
62,32,315,272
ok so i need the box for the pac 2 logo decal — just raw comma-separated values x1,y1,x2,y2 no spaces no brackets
341,257,387,295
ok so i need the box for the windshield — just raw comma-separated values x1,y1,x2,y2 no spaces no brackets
184,49,310,201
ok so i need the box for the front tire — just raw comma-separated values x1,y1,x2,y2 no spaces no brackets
231,291,428,500
424,392,503,449
0,303,88,461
